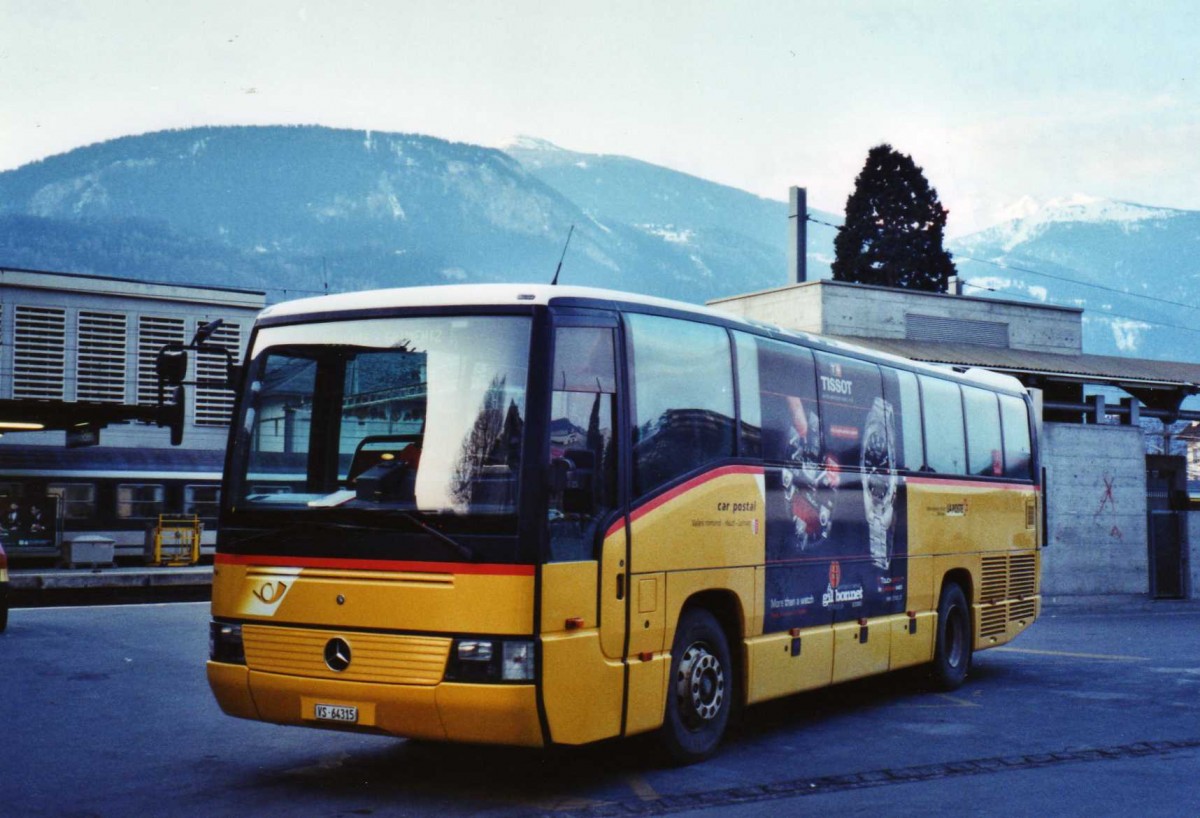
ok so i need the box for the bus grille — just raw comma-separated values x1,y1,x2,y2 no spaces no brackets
979,605,1007,638
243,625,452,685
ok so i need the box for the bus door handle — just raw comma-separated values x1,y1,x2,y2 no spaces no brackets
616,574,625,600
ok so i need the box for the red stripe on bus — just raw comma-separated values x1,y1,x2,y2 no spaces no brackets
606,464,763,539
215,552,535,576
905,476,1037,491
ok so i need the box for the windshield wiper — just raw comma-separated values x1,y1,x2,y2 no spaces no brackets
224,515,475,562
385,510,476,562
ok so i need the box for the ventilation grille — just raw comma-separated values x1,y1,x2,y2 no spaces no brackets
1010,554,1038,598
242,625,451,686
979,605,1007,638
14,306,66,399
137,316,186,407
906,313,1009,348
977,552,1039,636
77,311,128,403
1010,599,1038,623
980,556,1007,603
194,319,241,427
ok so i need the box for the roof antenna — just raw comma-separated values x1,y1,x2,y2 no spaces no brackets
550,224,575,286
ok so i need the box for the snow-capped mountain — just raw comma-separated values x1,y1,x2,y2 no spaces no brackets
950,195,1200,361
0,126,837,305
1,126,1196,363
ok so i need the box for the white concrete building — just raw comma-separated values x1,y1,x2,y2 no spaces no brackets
0,266,265,560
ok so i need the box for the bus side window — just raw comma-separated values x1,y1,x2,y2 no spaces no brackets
814,352,883,471
752,336,817,465
628,314,734,497
548,327,618,561
733,332,763,458
963,386,1003,476
883,368,924,471
999,394,1034,480
919,376,966,475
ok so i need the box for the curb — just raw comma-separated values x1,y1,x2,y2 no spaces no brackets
9,566,213,591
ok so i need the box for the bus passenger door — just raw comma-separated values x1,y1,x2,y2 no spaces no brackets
541,316,628,745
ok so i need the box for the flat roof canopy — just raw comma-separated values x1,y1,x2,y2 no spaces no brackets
833,336,1200,417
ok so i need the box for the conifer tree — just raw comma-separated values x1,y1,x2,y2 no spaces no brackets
831,144,956,292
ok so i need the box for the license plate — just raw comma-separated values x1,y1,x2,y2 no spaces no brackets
314,703,358,723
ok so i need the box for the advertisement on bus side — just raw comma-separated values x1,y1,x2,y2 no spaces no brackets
761,348,909,632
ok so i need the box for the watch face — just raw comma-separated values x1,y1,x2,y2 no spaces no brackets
861,397,898,509
863,428,892,502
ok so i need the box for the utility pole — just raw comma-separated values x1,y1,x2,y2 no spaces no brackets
789,186,807,284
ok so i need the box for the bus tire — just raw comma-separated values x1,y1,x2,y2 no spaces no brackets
931,582,971,690
660,607,733,764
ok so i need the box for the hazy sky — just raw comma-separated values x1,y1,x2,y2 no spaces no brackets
2,0,1197,234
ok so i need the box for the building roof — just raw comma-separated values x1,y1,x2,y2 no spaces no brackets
830,336,1200,391
0,265,266,308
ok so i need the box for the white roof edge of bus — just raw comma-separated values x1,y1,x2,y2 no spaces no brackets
259,283,1027,395
258,283,735,321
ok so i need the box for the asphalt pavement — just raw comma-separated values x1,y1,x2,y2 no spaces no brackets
2,594,1198,817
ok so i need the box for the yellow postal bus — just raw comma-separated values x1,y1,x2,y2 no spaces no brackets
207,284,1040,762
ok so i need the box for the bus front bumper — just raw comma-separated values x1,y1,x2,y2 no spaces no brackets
207,661,544,747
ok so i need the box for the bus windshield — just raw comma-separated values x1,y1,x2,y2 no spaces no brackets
228,315,531,519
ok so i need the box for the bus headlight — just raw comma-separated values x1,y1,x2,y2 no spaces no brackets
502,640,535,681
445,638,536,682
209,621,246,665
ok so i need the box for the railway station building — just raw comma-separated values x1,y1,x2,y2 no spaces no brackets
0,266,265,562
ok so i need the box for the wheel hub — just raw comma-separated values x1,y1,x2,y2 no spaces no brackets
677,642,725,724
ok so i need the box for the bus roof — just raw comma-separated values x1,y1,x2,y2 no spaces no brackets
258,283,733,323
257,283,1029,397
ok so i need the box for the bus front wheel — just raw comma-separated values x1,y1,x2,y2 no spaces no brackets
931,582,971,690
661,607,733,764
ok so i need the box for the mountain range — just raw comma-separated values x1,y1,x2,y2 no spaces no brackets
0,125,1196,362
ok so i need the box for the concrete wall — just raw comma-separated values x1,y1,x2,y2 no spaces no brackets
1042,423,1148,595
711,283,826,335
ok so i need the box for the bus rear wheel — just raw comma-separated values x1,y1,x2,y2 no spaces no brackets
931,582,971,690
660,607,733,764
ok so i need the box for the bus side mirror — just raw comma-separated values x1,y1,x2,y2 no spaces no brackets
156,346,188,386
159,385,185,446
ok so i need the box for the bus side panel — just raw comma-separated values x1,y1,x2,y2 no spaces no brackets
627,467,766,578
743,625,834,705
539,561,625,745
831,615,890,683
624,655,669,737
905,479,1039,652
889,611,936,669
906,479,1036,559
